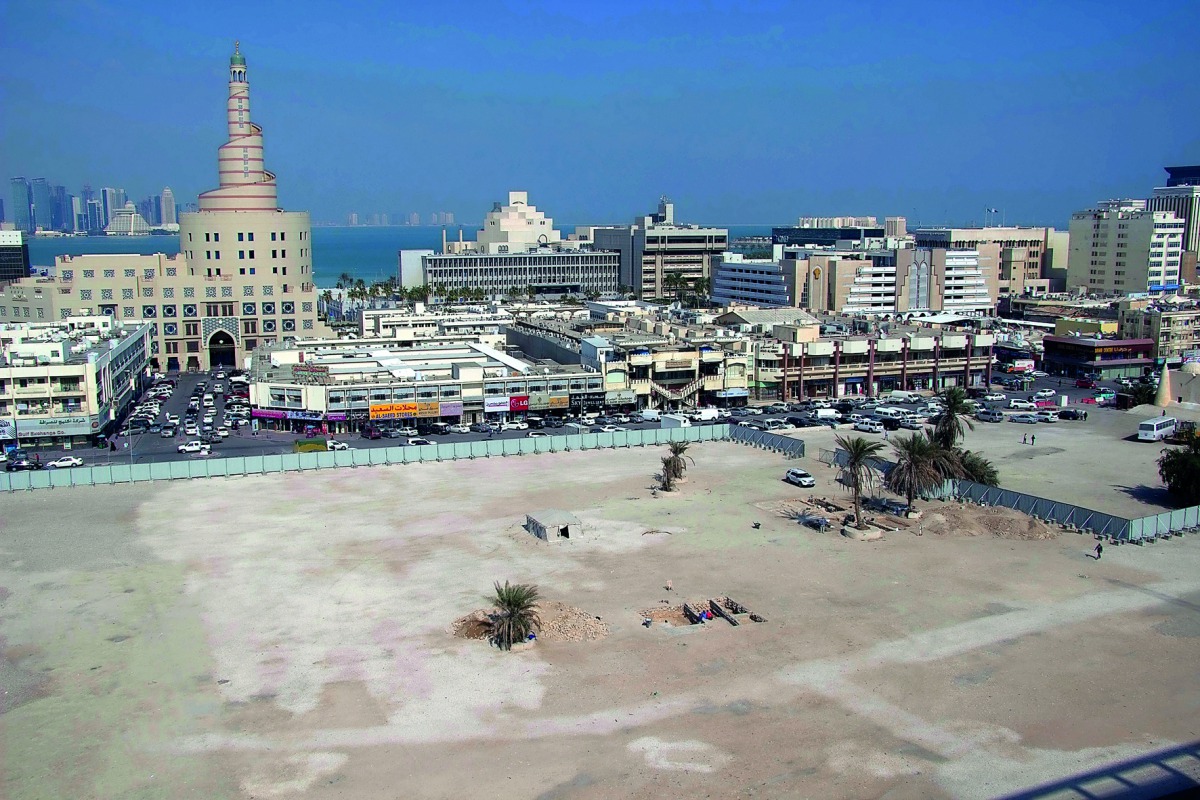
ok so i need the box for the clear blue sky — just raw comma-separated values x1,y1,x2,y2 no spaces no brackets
2,0,1198,227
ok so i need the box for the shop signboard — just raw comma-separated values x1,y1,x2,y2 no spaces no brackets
527,392,550,410
0,419,16,440
18,414,102,436
439,401,463,417
252,409,288,419
715,388,750,398
416,401,441,418
370,402,418,420
604,390,636,405
569,391,606,410
484,396,510,412
286,410,325,422
326,412,347,422
509,395,530,412
548,395,570,409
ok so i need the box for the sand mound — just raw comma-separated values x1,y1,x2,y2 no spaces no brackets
451,601,609,643
916,504,1060,540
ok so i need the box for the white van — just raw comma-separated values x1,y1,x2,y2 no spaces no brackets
888,391,922,403
1138,417,1177,441
874,407,905,420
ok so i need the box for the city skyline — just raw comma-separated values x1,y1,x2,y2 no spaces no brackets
2,2,1199,227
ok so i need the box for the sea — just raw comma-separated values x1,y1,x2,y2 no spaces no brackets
25,225,775,288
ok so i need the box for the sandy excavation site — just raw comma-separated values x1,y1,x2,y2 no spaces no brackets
3,441,1200,799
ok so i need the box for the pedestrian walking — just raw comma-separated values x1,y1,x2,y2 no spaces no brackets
1022,433,1027,445
1094,542,1103,560
1031,434,1036,446
665,580,673,592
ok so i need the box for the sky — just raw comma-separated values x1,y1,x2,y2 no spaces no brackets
2,0,1199,228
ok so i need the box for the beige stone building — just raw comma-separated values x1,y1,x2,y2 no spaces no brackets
0,43,324,372
913,226,1069,296
1117,299,1200,366
1067,201,1186,294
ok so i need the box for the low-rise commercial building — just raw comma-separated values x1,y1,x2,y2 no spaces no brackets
744,325,995,400
1117,299,1200,367
0,230,31,284
914,226,1069,296
359,306,513,349
0,316,151,448
247,338,595,433
1041,334,1153,379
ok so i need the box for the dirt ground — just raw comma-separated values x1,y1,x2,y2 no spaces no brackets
2,441,1199,799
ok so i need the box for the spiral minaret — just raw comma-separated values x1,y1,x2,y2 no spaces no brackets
198,41,280,212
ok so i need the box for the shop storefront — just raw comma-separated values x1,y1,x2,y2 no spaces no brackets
3,413,108,450
713,388,750,408
569,391,606,413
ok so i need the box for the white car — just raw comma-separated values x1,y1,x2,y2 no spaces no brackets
784,468,816,488
215,426,230,438
185,424,199,436
526,431,548,438
983,393,1006,401
1030,370,1048,378
165,414,180,425
46,456,84,468
177,441,209,453
1035,410,1059,423
1009,414,1039,424
449,423,471,434
500,420,528,431
1032,389,1056,399
1008,399,1038,410
326,439,350,451
394,426,419,437
407,437,435,446
853,420,885,433
596,425,625,433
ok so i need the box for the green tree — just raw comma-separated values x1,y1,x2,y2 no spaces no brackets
834,434,886,529
487,581,541,651
1129,384,1157,406
336,272,353,290
958,449,1000,487
886,432,961,508
933,387,975,449
666,441,693,480
1158,437,1200,505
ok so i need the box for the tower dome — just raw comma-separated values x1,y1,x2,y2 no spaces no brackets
230,40,246,66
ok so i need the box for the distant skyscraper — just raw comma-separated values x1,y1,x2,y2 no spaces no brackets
444,211,455,225
50,185,70,231
0,197,5,224
348,212,359,225
100,187,119,226
160,186,176,225
0,231,31,282
85,199,103,232
408,212,420,226
71,196,83,231
9,178,33,232
31,178,52,231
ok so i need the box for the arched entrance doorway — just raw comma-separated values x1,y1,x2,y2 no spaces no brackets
208,331,236,368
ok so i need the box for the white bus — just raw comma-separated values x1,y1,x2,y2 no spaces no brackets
1138,417,1177,441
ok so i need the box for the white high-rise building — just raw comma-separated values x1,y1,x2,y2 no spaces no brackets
1067,200,1186,293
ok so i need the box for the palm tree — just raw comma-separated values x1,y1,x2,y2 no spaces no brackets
835,434,886,529
958,449,1000,487
336,272,353,290
1129,384,1157,406
659,456,677,491
487,581,541,651
666,441,693,480
691,276,711,307
887,432,961,509
933,387,975,449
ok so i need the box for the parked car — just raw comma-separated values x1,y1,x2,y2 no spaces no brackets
407,437,435,446
1075,378,1097,389
177,441,208,453
1034,410,1059,423
449,423,471,434
5,458,44,472
976,408,1005,423
738,420,767,431
500,420,529,431
326,439,350,451
591,424,625,433
898,418,923,430
469,422,493,433
1009,414,1039,424
1059,408,1086,420
1008,399,1038,410
46,456,84,469
983,393,1006,401
854,420,885,433
526,431,548,438
1030,370,1048,378
1032,388,1057,399
160,426,177,438
215,426,230,438
784,468,816,488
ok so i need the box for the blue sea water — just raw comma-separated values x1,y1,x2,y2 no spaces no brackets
26,224,774,288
